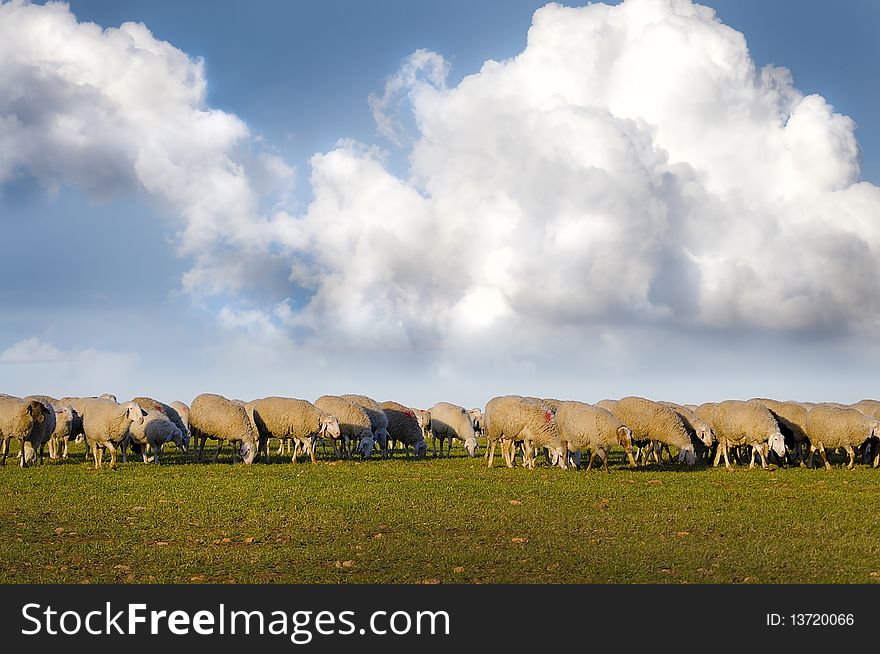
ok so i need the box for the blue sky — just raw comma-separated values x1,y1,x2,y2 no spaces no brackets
1,0,879,408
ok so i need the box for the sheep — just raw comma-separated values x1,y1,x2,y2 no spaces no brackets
805,404,880,470
171,401,190,428
599,397,696,465
22,396,56,465
314,395,374,458
0,396,47,468
340,394,391,456
659,401,714,463
851,400,880,465
99,393,117,402
250,397,340,463
378,401,427,458
696,400,786,469
484,395,564,469
412,408,432,443
80,399,146,469
426,402,478,457
467,408,483,438
190,393,258,464
553,400,636,472
751,398,810,466
130,396,190,452
123,409,184,465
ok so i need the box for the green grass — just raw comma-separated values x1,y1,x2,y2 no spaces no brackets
2,444,880,584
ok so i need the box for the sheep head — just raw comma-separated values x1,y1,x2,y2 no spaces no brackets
239,440,256,464
768,431,786,457
355,430,375,458
320,415,341,440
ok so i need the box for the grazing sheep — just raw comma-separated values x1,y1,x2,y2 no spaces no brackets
0,396,47,468
315,395,374,458
851,400,880,464
378,401,427,458
123,409,184,465
412,408,432,443
468,408,483,438
484,396,564,469
99,393,117,402
752,398,810,465
130,396,190,452
659,401,714,463
190,393,258,464
599,397,696,465
340,394,391,456
80,400,146,469
805,404,880,470
427,402,478,457
696,400,786,469
251,397,340,464
554,401,636,472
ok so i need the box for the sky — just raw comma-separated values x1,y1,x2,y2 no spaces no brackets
1,0,879,408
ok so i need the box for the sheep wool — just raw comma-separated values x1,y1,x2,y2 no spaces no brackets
379,401,427,458
190,393,258,464
0,396,45,468
484,395,563,469
131,396,189,445
81,399,146,469
805,403,880,470
601,397,695,465
553,400,636,472
696,400,785,469
252,397,340,463
23,396,56,465
314,395,374,458
125,409,184,464
427,401,477,457
340,394,391,452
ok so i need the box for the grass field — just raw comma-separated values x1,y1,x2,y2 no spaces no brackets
2,444,880,584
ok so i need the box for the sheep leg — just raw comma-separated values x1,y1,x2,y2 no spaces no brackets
152,442,161,465
844,444,855,470
48,437,57,460
0,437,8,465
447,436,453,458
586,449,596,471
62,437,69,459
198,436,206,462
107,442,118,470
748,446,757,469
93,443,102,469
625,449,637,467
818,443,831,470
432,434,438,458
213,439,222,463
598,448,610,473
307,440,317,465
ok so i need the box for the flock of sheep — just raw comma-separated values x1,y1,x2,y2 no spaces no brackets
0,392,879,472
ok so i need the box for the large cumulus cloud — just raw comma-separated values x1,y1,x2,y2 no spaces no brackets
2,0,879,360
273,0,880,349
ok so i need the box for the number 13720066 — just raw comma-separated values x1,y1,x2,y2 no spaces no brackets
766,613,854,627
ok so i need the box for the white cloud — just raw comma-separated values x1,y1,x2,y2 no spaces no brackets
0,0,291,293
266,0,880,347
3,0,879,362
0,337,138,397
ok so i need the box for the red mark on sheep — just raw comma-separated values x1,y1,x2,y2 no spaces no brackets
544,410,553,422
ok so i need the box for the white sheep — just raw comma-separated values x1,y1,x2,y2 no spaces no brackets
696,400,786,469
340,394,391,456
80,399,146,469
598,397,696,465
484,396,564,469
314,395,374,458
427,401,478,457
191,393,258,464
554,400,636,472
251,396,340,463
0,396,47,468
123,409,184,465
805,403,880,469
